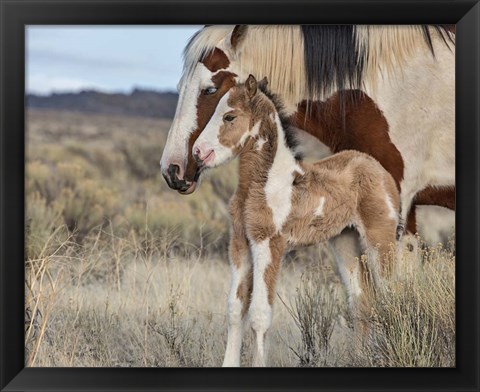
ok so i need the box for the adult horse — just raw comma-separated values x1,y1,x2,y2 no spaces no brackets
160,25,455,364
161,25,454,235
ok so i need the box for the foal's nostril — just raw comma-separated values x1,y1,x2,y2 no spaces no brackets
193,148,204,165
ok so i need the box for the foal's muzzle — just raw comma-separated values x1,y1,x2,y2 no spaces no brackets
193,146,215,168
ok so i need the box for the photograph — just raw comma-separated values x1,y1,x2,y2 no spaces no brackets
24,24,456,368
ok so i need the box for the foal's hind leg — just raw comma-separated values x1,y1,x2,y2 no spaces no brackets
364,219,398,281
329,229,370,332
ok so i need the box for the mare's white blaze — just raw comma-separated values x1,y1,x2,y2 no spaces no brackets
249,239,272,367
315,196,326,216
161,62,213,170
264,114,302,232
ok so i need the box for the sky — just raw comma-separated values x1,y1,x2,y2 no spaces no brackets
26,26,202,95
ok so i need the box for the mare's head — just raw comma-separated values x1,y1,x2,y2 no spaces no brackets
192,75,272,169
160,26,248,194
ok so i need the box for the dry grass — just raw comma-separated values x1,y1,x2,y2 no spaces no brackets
25,227,455,367
25,109,455,367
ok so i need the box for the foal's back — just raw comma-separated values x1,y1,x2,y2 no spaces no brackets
286,150,400,261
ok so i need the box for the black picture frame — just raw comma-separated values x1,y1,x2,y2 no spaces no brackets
1,1,479,391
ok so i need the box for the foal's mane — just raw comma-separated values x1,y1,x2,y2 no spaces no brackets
183,25,454,104
254,83,301,159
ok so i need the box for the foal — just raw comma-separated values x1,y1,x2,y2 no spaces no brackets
193,75,400,367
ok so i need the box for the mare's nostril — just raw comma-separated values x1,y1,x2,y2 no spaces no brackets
167,163,180,180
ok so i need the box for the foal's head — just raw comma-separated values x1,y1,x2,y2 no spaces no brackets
192,75,271,169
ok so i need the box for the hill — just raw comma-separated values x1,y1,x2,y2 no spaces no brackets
26,88,179,119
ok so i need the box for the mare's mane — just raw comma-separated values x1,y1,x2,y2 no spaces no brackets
183,25,454,104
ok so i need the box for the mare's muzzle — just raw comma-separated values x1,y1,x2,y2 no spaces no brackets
162,163,201,195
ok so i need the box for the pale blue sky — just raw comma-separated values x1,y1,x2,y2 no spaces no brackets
26,26,202,95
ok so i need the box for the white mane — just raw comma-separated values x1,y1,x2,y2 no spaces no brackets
182,25,454,103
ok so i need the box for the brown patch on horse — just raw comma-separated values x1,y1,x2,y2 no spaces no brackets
291,91,404,190
185,128,203,181
228,194,253,316
414,185,455,210
265,235,285,305
406,206,418,234
201,47,230,72
228,195,248,270
406,185,455,233
237,270,253,317
197,71,237,132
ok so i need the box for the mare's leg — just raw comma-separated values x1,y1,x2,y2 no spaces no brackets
249,235,285,367
223,206,253,367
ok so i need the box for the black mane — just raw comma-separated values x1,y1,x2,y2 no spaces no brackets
257,83,302,161
300,25,454,100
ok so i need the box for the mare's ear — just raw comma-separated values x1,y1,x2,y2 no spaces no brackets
258,77,269,90
245,74,258,99
230,25,248,51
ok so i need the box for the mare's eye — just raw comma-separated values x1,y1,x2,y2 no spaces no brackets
203,87,217,95
224,114,236,122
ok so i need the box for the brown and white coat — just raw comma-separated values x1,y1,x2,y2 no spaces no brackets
193,76,400,367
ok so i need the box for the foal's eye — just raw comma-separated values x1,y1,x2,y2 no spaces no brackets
223,114,236,122
203,87,217,95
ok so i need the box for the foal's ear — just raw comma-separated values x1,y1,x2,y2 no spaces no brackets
230,25,248,51
245,74,258,98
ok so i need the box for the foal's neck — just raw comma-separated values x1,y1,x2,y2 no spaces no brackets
237,109,299,194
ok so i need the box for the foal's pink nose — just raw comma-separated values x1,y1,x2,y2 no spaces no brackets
194,146,213,161
193,146,202,159
193,145,215,166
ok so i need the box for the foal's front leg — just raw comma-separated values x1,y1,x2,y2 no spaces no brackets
223,209,252,367
249,235,284,367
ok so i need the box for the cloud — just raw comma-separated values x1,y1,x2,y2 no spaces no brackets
27,74,107,94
